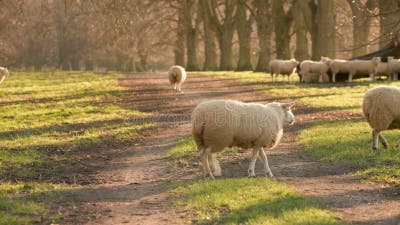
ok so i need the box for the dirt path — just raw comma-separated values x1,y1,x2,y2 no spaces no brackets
65,73,399,225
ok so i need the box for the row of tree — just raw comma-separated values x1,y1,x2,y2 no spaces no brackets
0,0,399,72
174,0,400,71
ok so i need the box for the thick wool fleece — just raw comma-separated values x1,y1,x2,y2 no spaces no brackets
192,100,286,153
363,86,400,132
168,65,186,85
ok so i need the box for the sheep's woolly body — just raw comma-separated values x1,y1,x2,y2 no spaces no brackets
348,57,380,82
192,100,285,152
363,86,400,132
269,59,298,82
302,73,329,83
0,67,9,84
168,65,186,92
192,100,295,178
299,60,330,83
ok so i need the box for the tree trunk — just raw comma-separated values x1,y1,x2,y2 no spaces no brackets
199,0,218,70
347,0,374,57
174,2,185,67
206,0,236,70
184,0,199,71
316,0,335,58
379,0,400,48
293,0,309,61
271,0,291,59
253,0,272,72
235,0,253,71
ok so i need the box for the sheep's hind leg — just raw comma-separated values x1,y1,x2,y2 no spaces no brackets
372,129,380,152
173,83,177,91
259,147,274,177
200,148,214,179
248,148,260,177
378,133,389,148
209,153,222,177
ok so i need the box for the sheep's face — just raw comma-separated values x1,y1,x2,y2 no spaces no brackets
280,102,295,126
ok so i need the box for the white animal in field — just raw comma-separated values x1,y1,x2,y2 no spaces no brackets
168,65,186,93
192,100,295,179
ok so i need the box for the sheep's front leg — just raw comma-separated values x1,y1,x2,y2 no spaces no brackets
372,129,379,152
271,73,275,83
332,73,336,83
173,83,177,91
209,153,222,177
369,73,376,82
348,73,353,83
248,148,260,177
318,74,323,83
259,147,274,177
200,147,214,179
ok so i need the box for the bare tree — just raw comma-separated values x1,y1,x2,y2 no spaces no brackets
235,0,253,71
253,0,272,71
271,0,292,59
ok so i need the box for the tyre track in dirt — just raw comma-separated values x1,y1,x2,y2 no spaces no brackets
65,73,399,225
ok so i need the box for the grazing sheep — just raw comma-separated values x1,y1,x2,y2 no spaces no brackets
387,57,400,81
0,67,9,84
168,65,186,93
362,86,400,152
348,57,380,82
192,100,295,179
269,59,299,83
299,60,331,83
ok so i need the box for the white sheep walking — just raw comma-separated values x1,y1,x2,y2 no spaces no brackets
0,67,9,84
191,100,295,179
362,86,400,152
269,59,299,83
168,65,186,93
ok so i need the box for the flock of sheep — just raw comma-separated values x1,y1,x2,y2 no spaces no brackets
270,56,400,83
0,64,396,179
167,63,400,179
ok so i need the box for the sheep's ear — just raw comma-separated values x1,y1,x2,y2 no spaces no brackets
280,102,295,110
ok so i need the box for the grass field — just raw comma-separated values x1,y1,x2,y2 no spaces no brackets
190,71,400,185
0,71,151,224
168,137,345,225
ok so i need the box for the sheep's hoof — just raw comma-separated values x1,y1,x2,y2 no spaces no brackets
248,175,256,178
396,142,400,148
372,146,379,153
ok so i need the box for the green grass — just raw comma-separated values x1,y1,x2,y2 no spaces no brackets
193,71,400,184
298,120,400,184
168,137,345,225
0,71,151,224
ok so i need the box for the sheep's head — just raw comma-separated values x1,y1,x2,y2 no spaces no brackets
372,57,381,65
290,58,299,65
280,102,295,126
320,56,331,62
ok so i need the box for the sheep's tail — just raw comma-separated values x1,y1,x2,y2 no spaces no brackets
192,120,205,151
169,71,177,84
